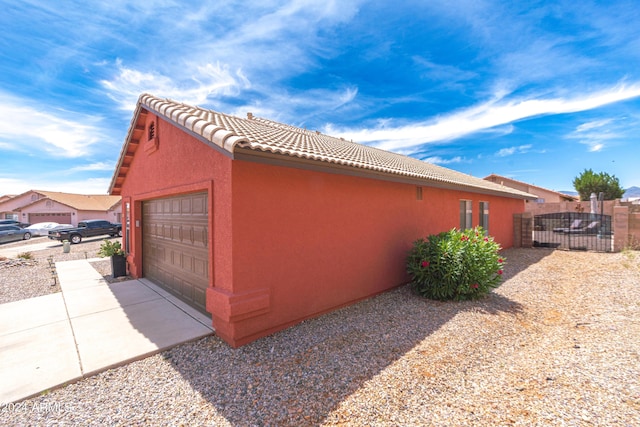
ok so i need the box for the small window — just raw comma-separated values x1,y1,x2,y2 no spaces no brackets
416,186,423,200
46,200,53,208
479,201,489,233
460,200,472,230
125,202,131,254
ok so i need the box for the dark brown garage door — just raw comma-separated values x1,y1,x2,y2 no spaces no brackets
28,212,72,224
142,193,209,313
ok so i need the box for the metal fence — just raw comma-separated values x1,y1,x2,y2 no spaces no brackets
533,212,612,252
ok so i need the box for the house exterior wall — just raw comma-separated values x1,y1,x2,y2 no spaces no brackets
20,200,78,225
0,192,122,225
484,175,575,205
119,112,526,347
213,159,524,346
117,112,233,296
0,191,45,219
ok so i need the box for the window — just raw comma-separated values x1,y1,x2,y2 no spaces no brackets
479,201,489,233
459,200,472,230
416,186,423,200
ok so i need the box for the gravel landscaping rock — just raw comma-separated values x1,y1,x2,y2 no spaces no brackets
1,247,639,425
0,237,128,304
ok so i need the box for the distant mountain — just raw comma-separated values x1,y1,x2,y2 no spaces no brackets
624,186,640,199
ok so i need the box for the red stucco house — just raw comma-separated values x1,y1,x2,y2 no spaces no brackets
109,93,536,347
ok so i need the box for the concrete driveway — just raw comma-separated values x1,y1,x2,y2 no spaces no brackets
0,258,213,404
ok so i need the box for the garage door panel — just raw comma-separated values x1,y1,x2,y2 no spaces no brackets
143,193,209,314
28,213,72,224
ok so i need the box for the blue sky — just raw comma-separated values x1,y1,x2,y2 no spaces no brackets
1,0,639,196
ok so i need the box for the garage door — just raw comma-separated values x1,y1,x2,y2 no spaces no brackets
28,212,72,224
142,193,209,313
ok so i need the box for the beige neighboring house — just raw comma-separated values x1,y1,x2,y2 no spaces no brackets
484,174,578,208
0,190,121,226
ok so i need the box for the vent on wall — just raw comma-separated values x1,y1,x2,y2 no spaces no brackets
148,121,156,141
144,120,159,154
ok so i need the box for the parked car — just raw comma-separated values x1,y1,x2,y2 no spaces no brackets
0,220,31,228
0,225,32,243
50,224,74,231
24,222,60,237
48,220,122,244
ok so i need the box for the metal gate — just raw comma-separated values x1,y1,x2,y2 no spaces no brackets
533,212,612,252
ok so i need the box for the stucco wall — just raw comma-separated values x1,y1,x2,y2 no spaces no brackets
222,159,524,346
118,112,233,288
119,110,526,347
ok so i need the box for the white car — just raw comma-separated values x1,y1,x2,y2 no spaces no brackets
24,222,60,237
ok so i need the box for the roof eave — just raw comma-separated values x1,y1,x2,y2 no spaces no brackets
235,147,538,200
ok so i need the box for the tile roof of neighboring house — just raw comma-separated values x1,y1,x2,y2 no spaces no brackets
23,191,121,211
483,174,579,201
110,93,537,200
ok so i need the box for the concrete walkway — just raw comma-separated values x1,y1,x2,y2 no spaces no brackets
0,259,213,404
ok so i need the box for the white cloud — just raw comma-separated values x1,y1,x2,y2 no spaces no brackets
566,118,626,152
496,144,532,157
421,156,465,164
328,83,640,152
101,60,252,111
0,176,111,196
99,1,363,112
66,162,115,173
0,94,103,157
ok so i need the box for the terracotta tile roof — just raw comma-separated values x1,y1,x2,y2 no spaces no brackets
34,191,121,211
484,174,578,201
110,93,536,199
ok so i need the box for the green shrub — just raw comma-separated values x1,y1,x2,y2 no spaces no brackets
17,252,33,260
98,239,125,257
406,227,505,301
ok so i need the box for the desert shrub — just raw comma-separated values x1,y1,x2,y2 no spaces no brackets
17,252,33,260
407,227,505,301
98,239,125,257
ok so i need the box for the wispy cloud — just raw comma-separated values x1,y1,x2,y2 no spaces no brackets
101,60,252,111
421,156,465,165
66,162,115,173
496,144,532,157
0,93,104,157
0,176,111,194
329,83,640,152
99,0,363,112
566,118,621,152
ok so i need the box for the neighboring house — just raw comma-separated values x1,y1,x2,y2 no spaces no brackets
0,190,121,226
0,195,15,206
484,174,578,206
109,93,536,347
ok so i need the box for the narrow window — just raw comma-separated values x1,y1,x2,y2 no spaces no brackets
479,201,489,234
125,202,131,254
460,200,472,230
416,186,423,200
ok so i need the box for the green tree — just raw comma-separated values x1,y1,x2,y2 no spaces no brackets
573,168,625,201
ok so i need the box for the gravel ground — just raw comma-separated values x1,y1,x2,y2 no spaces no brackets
0,237,128,304
2,248,640,426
